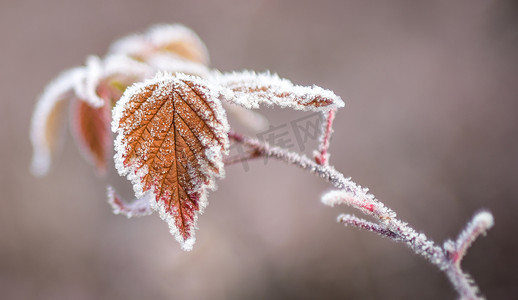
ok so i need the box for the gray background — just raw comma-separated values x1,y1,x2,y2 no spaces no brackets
1,0,517,299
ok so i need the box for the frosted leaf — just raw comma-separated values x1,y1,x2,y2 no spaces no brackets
112,72,229,250
107,34,151,60
30,67,85,176
108,23,210,65
147,24,210,65
210,70,345,111
70,98,112,175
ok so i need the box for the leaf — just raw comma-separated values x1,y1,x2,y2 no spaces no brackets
108,24,210,65
112,72,229,250
70,98,111,175
30,67,85,176
211,70,345,111
147,24,210,65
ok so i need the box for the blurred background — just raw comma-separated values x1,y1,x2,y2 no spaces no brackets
1,0,517,299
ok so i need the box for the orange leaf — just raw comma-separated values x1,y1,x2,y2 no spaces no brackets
70,99,111,175
112,73,229,250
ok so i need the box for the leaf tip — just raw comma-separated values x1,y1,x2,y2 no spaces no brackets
30,152,51,177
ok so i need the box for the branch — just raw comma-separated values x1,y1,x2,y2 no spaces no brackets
443,211,494,300
228,130,493,300
449,211,494,266
338,214,398,239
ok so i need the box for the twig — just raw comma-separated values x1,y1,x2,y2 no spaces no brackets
228,130,493,300
314,109,336,165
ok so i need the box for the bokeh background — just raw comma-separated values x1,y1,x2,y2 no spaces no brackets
1,0,517,299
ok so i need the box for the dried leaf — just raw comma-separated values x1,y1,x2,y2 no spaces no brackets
70,98,111,175
30,67,85,176
112,72,229,250
212,70,345,111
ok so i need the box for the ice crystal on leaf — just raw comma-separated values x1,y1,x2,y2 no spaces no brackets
112,72,229,250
